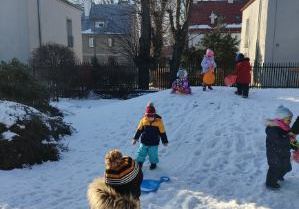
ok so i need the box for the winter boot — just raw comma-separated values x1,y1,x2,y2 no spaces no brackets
149,163,157,170
208,86,213,90
278,176,285,181
278,177,284,181
234,90,241,95
203,87,206,91
266,182,280,189
138,162,143,169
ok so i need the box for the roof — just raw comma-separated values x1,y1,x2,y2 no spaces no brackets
241,0,256,11
190,0,248,33
81,3,135,35
60,0,82,11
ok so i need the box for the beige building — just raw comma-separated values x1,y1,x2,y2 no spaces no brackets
0,0,82,63
240,0,299,63
81,0,137,64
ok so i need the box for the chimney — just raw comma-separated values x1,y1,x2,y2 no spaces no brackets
84,0,92,17
228,0,234,3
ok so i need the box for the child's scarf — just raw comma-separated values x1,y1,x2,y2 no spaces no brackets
273,119,296,142
273,119,291,131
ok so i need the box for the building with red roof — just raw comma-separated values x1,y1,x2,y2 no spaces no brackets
189,0,248,49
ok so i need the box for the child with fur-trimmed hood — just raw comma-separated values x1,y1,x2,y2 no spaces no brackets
132,102,168,170
265,105,298,189
87,149,143,209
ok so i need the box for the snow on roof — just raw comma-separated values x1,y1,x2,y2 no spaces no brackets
190,1,248,27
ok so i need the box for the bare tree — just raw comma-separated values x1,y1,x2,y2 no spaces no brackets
167,0,193,84
150,0,169,67
136,0,151,89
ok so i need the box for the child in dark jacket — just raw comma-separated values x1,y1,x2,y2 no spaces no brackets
132,102,168,170
233,53,252,98
265,105,298,189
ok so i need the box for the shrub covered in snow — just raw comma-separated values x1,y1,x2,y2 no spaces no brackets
0,101,72,170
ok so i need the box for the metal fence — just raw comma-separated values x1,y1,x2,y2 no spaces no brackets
252,62,299,88
149,62,299,89
33,61,299,98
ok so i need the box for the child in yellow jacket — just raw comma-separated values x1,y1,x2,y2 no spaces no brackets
132,102,168,170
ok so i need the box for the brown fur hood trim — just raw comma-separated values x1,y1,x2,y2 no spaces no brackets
87,177,140,209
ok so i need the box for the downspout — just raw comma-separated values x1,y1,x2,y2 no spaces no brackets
254,0,263,65
271,0,278,62
37,0,42,47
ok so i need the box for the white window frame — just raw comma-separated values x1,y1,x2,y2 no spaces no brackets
89,37,95,48
108,37,113,47
95,21,104,28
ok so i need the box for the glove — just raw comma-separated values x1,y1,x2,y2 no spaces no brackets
291,140,299,150
291,116,299,135
132,139,137,145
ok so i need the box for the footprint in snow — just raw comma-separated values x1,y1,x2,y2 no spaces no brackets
194,150,201,156
215,129,222,136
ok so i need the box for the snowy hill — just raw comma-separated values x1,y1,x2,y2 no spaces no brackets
0,87,299,209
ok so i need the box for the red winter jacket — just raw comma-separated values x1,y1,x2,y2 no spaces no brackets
234,58,252,84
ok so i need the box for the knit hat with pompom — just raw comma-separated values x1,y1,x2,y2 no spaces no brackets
145,102,156,116
104,149,140,186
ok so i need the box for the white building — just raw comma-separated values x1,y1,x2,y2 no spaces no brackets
0,0,83,63
240,0,299,63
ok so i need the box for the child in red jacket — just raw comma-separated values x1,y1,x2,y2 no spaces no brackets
234,53,252,98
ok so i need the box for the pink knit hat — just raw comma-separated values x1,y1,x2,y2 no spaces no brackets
206,49,214,58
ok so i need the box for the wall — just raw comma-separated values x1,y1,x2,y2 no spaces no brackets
0,0,82,63
0,0,30,62
82,34,131,64
240,0,269,62
38,0,83,61
265,0,299,62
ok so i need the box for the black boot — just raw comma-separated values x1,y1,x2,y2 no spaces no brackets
203,87,206,91
138,162,143,168
266,182,280,189
149,163,156,170
278,176,284,181
208,86,213,90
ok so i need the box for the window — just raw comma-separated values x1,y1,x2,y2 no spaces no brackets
89,37,95,48
108,38,113,47
235,16,241,24
95,21,104,28
209,12,217,25
66,19,73,47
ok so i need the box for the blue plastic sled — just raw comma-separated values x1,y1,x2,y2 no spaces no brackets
141,176,170,193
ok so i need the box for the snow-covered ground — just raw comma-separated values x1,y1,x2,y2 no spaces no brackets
1,87,299,209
